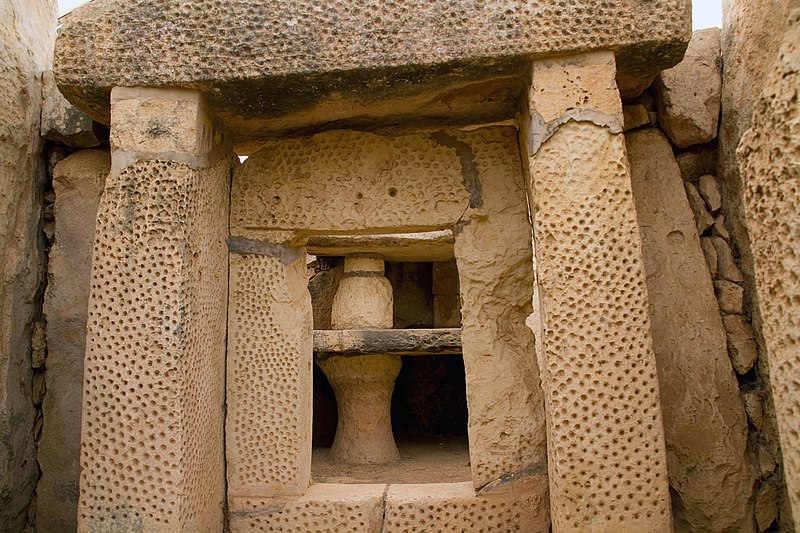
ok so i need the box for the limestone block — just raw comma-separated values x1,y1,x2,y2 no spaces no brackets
307,231,455,262
698,174,723,213
627,128,755,533
313,328,461,356
524,52,672,531
383,480,550,532
724,314,759,375
701,237,718,277
0,0,57,530
40,71,104,148
231,130,472,236
452,126,547,491
228,484,384,533
623,104,651,131
675,145,717,182
226,251,313,497
656,28,722,148
78,88,230,532
758,447,778,479
742,390,765,430
756,480,779,532
53,0,690,140
38,149,109,533
739,13,800,521
713,215,732,241
684,182,714,235
710,236,745,282
715,280,745,315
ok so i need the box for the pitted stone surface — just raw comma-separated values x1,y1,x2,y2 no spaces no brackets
232,129,494,236
227,252,313,497
54,0,689,142
79,158,230,532
739,9,800,524
627,128,755,533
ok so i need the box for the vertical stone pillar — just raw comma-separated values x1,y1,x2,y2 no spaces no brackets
78,88,231,532
520,52,673,533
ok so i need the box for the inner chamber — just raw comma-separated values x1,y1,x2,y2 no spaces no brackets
309,257,470,484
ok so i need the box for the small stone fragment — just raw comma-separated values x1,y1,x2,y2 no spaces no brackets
701,237,718,278
710,236,744,282
723,314,759,373
715,280,745,315
685,182,714,235
675,145,716,182
655,28,722,148
712,215,731,241
758,446,777,478
31,371,46,406
755,480,778,532
40,71,106,148
31,321,46,369
623,104,651,131
741,390,764,430
698,174,722,213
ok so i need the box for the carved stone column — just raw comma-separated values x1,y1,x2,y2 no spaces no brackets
78,88,231,532
317,254,401,464
520,52,673,533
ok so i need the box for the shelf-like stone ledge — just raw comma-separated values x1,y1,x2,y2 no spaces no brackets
314,328,461,357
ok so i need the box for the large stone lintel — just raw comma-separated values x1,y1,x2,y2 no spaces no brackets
55,0,690,147
314,328,461,356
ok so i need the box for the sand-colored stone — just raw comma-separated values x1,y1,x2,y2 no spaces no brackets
698,174,723,213
623,104,652,131
723,315,759,375
675,145,717,182
522,52,672,533
53,0,690,144
742,390,765,430
685,182,715,235
314,329,461,356
701,237,719,277
656,28,722,148
627,127,755,533
715,280,745,315
738,9,800,526
0,1,57,530
452,126,547,492
37,149,109,533
306,231,455,263
226,251,313,497
78,89,231,533
40,71,104,148
711,236,745,282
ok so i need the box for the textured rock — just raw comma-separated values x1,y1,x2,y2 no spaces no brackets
40,71,104,148
623,104,651,131
701,237,719,277
724,315,759,375
656,28,722,148
742,390,765,431
675,144,717,182
0,1,57,530
713,215,732,241
739,9,800,525
54,0,690,145
314,328,461,356
711,236,745,282
37,149,109,533
523,52,671,533
685,182,715,234
78,89,231,533
698,174,722,213
756,480,779,532
715,280,745,315
627,128,755,533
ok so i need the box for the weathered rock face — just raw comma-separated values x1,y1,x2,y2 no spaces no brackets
655,28,722,148
739,9,800,528
0,0,57,531
37,149,109,533
54,0,690,147
40,71,105,148
627,128,755,533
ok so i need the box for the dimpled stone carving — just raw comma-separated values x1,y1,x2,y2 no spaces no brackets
54,0,690,139
226,252,313,497
522,52,672,533
231,130,471,235
739,10,800,525
79,159,230,532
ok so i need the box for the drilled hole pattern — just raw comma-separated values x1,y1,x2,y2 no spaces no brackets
226,253,313,496
57,0,688,103
383,497,526,532
527,123,671,530
78,159,229,530
231,130,470,234
739,22,800,514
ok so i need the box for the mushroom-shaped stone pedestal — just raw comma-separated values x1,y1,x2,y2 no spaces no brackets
316,254,401,464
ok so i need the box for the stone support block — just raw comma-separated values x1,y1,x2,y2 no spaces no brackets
226,250,313,497
38,149,109,533
521,52,672,533
627,128,754,532
77,88,231,532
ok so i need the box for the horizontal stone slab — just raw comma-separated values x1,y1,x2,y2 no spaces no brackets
307,231,454,262
54,0,690,148
314,328,461,356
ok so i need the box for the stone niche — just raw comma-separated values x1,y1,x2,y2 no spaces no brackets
225,126,550,532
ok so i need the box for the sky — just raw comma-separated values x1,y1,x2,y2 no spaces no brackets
59,0,723,29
